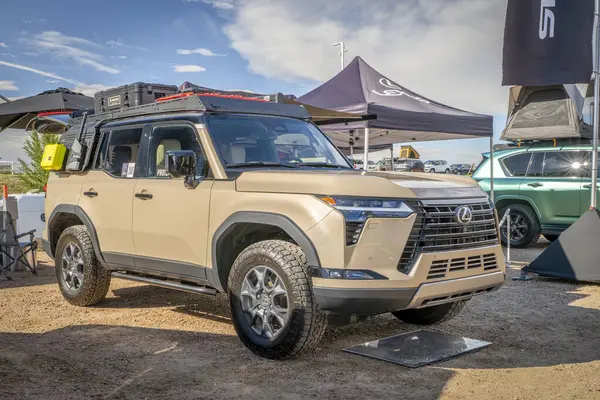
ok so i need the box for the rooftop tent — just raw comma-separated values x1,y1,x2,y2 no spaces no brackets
298,56,493,150
0,88,93,134
501,84,588,141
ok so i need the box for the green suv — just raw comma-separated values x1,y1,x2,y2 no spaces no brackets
473,145,596,248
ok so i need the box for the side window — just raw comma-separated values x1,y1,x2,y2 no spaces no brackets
95,128,143,178
501,153,531,177
148,125,207,178
543,151,587,177
527,152,544,177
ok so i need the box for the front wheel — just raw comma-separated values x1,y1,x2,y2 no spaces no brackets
228,240,326,359
429,168,436,173
445,169,451,174
392,301,467,325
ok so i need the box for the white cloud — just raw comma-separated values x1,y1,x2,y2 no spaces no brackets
222,0,508,115
182,0,236,9
0,42,7,48
106,40,148,52
0,81,19,91
0,60,109,97
177,48,226,56
73,83,114,97
31,31,120,74
0,60,78,84
174,65,207,72
0,52,16,58
22,19,46,24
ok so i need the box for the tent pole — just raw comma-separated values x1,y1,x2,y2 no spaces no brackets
390,147,394,172
591,0,600,209
489,136,495,204
363,127,369,171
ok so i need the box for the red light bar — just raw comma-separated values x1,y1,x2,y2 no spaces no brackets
156,92,267,103
37,111,73,117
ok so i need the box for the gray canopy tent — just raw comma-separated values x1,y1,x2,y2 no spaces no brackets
298,57,493,151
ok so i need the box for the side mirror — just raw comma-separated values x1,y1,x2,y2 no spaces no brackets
166,150,196,178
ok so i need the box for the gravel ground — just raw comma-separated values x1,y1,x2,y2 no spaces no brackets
1,244,600,400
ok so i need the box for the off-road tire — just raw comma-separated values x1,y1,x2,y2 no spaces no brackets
429,168,436,173
55,225,111,306
392,300,467,325
499,204,541,248
228,240,326,359
543,234,559,242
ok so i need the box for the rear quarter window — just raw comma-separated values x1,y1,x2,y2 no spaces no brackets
501,153,532,177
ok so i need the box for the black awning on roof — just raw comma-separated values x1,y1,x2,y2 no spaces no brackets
0,88,93,133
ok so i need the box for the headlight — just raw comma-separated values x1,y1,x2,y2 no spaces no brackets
318,196,414,222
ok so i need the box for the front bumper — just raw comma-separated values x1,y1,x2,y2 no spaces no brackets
314,270,505,316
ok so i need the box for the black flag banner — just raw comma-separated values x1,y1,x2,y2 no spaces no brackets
503,0,594,86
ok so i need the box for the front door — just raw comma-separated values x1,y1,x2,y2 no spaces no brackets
78,126,144,265
132,122,212,281
580,151,597,214
519,150,585,228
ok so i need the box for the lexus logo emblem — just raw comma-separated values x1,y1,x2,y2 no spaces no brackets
455,206,473,225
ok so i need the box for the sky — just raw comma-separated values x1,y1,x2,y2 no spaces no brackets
0,0,511,166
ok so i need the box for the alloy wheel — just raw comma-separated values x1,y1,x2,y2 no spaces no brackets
240,265,290,340
61,242,84,292
505,213,529,242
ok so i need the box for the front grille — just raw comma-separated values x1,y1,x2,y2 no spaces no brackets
426,253,498,280
398,199,499,273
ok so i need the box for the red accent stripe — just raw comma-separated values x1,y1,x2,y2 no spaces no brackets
156,92,267,103
36,111,73,117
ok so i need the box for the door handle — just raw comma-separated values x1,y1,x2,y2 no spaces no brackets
135,192,153,200
583,184,593,189
83,190,98,197
527,182,543,188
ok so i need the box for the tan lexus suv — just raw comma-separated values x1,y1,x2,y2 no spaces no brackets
42,93,505,359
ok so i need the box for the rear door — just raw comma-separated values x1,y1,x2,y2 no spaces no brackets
519,150,584,227
494,151,531,201
78,126,144,265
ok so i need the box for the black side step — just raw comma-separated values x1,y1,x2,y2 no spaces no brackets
111,272,218,296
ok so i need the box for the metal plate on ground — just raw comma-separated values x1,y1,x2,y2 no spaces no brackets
343,330,491,368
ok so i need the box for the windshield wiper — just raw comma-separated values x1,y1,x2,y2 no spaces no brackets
297,162,349,169
226,161,299,168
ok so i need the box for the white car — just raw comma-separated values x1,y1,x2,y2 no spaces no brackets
424,160,451,173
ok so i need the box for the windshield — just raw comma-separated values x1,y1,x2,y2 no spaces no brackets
205,114,352,169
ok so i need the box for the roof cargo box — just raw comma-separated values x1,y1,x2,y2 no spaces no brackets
94,82,178,114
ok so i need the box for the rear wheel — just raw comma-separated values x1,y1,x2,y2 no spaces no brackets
392,301,467,325
228,240,326,359
55,225,111,306
499,204,541,248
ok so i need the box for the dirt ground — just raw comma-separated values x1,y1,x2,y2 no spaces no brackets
1,243,600,400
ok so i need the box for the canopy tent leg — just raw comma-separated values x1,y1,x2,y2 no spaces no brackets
363,127,370,171
390,146,394,172
489,136,495,204
591,0,600,209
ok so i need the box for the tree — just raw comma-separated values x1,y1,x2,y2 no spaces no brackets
18,131,59,191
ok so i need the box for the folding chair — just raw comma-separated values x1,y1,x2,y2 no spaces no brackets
0,211,37,280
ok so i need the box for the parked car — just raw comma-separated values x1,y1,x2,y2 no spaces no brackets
43,87,505,359
348,158,377,171
472,145,596,248
424,160,450,173
394,158,420,171
451,164,474,175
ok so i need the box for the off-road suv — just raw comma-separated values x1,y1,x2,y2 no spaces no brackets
42,92,506,359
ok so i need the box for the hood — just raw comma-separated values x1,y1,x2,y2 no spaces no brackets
235,169,487,199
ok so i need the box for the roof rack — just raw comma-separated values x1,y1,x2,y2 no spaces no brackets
497,137,593,150
70,91,310,125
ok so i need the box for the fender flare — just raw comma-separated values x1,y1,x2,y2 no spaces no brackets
494,195,542,219
47,205,104,263
211,211,321,292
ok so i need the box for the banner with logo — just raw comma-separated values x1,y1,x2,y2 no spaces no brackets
502,0,594,86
